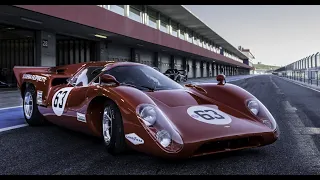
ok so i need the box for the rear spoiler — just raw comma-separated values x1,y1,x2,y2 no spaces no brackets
13,66,51,88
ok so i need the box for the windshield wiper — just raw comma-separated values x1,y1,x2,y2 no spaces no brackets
120,83,156,91
140,85,156,91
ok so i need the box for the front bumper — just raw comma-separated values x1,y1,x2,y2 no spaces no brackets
151,131,278,159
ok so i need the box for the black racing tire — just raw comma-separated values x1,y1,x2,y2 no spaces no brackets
102,100,127,155
23,85,46,126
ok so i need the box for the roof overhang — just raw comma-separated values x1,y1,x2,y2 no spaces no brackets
148,5,248,60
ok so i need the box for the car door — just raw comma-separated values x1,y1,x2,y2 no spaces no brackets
48,66,103,129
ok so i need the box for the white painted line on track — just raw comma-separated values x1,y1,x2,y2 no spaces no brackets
0,105,22,111
280,77,320,93
297,127,320,135
0,124,28,133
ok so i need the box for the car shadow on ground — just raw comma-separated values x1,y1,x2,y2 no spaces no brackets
31,123,266,165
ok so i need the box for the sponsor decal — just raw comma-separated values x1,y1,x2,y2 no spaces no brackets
52,87,74,116
22,74,47,82
187,105,232,125
37,91,43,104
76,112,86,123
125,133,144,145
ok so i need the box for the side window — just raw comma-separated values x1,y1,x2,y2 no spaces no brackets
75,69,89,87
72,66,103,87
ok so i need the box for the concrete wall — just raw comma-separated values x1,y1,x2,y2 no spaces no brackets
36,31,56,66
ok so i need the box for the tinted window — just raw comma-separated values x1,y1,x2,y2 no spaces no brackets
104,65,183,91
71,66,103,87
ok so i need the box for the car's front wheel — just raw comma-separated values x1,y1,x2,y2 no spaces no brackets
23,85,46,126
102,100,127,155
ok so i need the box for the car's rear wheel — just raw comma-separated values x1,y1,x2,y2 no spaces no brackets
23,85,46,126
102,100,127,155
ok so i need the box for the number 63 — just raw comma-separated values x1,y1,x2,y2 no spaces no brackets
53,91,67,108
194,110,225,120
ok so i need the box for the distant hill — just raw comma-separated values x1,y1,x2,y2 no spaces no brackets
253,63,280,70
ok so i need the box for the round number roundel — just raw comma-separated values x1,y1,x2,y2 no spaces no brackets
52,87,74,116
187,105,232,125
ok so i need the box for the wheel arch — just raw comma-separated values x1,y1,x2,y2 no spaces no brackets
86,95,118,137
21,82,35,97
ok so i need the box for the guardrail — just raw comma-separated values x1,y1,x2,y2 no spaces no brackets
278,70,320,86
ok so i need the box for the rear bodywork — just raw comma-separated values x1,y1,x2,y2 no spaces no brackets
13,62,279,159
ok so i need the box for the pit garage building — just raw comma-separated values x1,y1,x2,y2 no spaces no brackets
0,5,252,85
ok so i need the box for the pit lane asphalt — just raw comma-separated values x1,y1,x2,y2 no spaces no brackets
1,75,320,175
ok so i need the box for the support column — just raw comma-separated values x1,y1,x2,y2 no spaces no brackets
170,55,175,69
154,52,159,68
201,61,204,77
124,5,130,17
142,5,148,25
212,63,216,76
192,31,195,44
130,48,137,62
168,19,172,35
156,12,161,30
177,24,181,39
96,41,109,61
35,31,56,66
184,28,188,41
193,60,196,78
182,57,187,70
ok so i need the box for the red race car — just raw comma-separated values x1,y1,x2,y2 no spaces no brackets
13,61,279,158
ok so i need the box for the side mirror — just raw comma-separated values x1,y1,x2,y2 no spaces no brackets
100,74,120,86
216,74,226,85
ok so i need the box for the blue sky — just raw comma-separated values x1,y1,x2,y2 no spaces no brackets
185,5,320,66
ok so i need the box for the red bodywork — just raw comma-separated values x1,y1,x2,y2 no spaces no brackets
13,61,279,159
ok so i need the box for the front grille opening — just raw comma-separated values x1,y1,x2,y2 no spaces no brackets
194,136,263,155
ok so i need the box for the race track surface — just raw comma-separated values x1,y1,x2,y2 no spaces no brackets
0,75,320,175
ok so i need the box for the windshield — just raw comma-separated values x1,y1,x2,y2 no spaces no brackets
104,65,183,91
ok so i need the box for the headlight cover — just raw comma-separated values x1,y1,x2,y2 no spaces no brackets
247,100,259,115
247,99,278,131
136,104,183,152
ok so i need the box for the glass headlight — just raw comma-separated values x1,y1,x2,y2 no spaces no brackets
247,99,278,131
247,100,259,115
156,130,171,148
136,104,183,152
139,106,157,126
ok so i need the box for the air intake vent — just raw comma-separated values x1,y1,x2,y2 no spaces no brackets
56,68,66,74
194,136,263,156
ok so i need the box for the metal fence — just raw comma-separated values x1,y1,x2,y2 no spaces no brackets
278,70,320,86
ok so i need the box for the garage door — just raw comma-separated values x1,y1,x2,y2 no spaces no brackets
56,39,95,65
108,44,130,62
187,59,194,78
0,38,35,85
202,62,208,78
196,61,201,78
138,49,154,67
174,56,183,70
160,53,170,73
